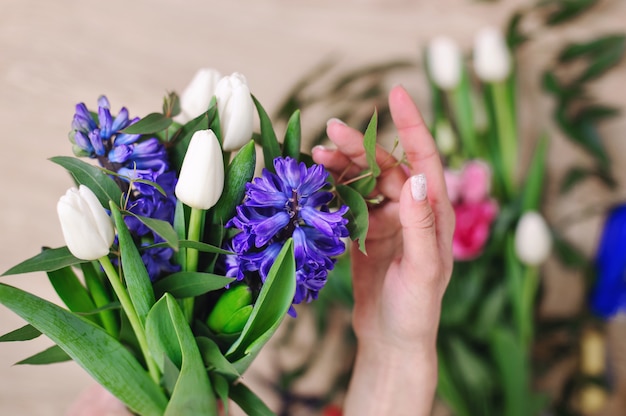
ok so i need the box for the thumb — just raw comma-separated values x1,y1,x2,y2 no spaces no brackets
399,174,439,279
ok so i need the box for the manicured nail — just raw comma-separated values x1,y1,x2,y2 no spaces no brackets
312,145,328,153
327,118,346,127
411,174,427,201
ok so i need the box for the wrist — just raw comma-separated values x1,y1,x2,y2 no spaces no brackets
344,339,438,416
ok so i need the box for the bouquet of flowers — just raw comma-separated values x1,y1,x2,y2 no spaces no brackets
0,69,377,415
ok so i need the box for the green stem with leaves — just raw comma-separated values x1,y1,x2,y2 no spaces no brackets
183,207,204,321
99,255,160,383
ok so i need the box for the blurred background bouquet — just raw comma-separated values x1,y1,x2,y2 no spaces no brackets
260,1,626,415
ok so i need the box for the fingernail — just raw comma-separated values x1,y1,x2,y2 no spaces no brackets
327,118,346,127
411,174,427,201
312,145,328,153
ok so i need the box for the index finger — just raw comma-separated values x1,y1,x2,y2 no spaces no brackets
389,85,446,203
389,85,455,253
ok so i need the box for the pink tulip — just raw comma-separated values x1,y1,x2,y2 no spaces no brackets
452,199,499,260
460,160,491,204
444,159,498,261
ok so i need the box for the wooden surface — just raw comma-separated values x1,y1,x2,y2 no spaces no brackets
1,0,625,414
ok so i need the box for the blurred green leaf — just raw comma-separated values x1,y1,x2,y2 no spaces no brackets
16,345,71,365
471,284,508,340
2,246,83,276
559,34,624,62
110,202,155,324
336,185,369,254
50,156,123,208
163,91,181,118
153,272,233,299
437,352,473,416
540,0,599,25
489,326,529,416
552,233,588,269
448,337,493,407
282,110,302,160
0,282,167,415
0,324,41,342
521,134,548,212
506,11,529,49
253,95,281,172
230,382,276,416
121,112,173,135
574,104,620,123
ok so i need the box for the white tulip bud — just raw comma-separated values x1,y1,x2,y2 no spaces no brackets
473,27,511,82
175,129,224,210
514,211,552,266
215,72,254,151
427,36,462,90
57,185,115,260
175,68,223,124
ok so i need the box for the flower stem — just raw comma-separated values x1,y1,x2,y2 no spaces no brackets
491,81,517,198
183,207,205,321
520,265,540,347
99,255,160,383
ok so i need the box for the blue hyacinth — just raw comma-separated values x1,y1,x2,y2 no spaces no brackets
225,157,349,313
70,96,179,281
590,204,626,318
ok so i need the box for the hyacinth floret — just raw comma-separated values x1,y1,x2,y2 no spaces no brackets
70,96,179,281
225,157,349,312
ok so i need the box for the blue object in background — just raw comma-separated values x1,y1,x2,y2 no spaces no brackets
591,204,626,318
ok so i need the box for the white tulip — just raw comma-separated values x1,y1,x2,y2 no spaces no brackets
175,129,224,210
427,36,462,90
473,26,511,82
514,211,552,266
174,68,223,124
57,185,115,260
215,72,254,151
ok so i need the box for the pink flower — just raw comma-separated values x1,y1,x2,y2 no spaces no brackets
453,200,499,260
460,160,491,204
445,160,498,261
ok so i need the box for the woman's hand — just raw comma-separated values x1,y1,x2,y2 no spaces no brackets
312,85,454,416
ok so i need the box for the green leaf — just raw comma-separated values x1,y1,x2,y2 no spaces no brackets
121,112,173,134
560,167,592,193
348,173,377,197
163,91,181,118
521,134,548,212
552,233,588,269
211,374,230,416
196,336,241,382
543,0,598,25
282,110,302,160
227,240,296,373
558,34,624,62
16,345,71,365
362,109,381,178
146,240,233,256
47,266,100,325
170,111,211,173
437,352,472,416
50,156,123,207
252,95,281,172
2,246,83,276
336,184,369,254
230,382,276,416
0,324,41,342
0,283,167,415
124,211,179,251
153,272,234,298
213,139,257,226
489,326,529,416
146,294,217,415
110,203,155,324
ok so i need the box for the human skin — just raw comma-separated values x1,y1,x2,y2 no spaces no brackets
312,85,454,416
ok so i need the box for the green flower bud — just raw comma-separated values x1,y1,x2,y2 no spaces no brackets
207,285,253,335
